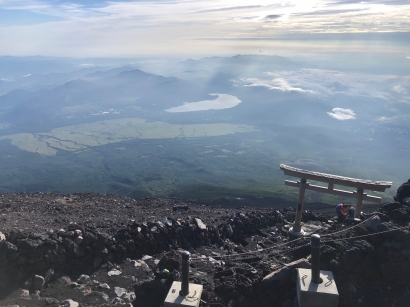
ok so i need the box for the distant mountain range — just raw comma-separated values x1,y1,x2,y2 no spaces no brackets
0,54,408,203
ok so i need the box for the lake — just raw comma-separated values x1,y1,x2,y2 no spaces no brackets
166,94,241,113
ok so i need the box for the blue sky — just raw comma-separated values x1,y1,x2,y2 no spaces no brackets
0,0,409,57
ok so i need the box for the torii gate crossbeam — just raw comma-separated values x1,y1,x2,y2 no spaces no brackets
280,164,392,237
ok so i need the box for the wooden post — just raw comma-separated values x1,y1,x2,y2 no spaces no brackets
355,188,364,219
292,178,307,233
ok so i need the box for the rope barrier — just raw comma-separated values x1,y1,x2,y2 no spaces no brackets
187,214,408,264
190,236,307,262
321,214,375,237
322,225,409,244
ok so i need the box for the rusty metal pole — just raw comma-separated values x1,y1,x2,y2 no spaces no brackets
354,188,364,219
179,251,190,296
292,178,307,233
311,234,321,284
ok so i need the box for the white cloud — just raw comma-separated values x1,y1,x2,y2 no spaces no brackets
257,69,410,103
79,63,95,67
0,0,409,56
377,114,410,124
378,116,389,121
327,108,356,120
244,77,315,93
393,85,407,94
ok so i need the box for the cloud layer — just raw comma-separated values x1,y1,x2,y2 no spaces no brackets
327,108,356,120
0,0,409,56
244,77,315,94
241,69,410,104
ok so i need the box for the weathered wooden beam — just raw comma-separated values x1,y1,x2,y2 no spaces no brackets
285,180,382,203
280,164,392,192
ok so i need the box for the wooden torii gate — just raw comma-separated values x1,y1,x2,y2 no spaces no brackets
280,164,392,237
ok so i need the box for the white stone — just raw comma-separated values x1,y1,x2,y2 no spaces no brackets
59,299,79,307
99,283,110,290
114,286,127,297
21,289,30,297
142,255,152,261
132,259,149,270
195,218,207,230
108,269,122,276
0,232,5,242
163,217,173,227
122,291,136,302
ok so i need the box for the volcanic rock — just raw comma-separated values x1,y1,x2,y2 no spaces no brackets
1,192,410,307
364,215,382,231
380,202,403,214
33,275,45,290
394,179,410,203
343,247,362,271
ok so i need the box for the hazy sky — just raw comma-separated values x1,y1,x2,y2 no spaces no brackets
1,0,410,57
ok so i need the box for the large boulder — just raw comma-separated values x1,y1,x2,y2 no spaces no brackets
394,179,410,203
379,202,402,214
390,207,410,223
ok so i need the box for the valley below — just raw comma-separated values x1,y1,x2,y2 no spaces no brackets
0,54,408,210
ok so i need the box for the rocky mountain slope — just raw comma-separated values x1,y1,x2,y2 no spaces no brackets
0,180,410,307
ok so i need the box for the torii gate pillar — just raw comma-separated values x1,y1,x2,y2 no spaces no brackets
355,188,364,219
289,178,307,238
